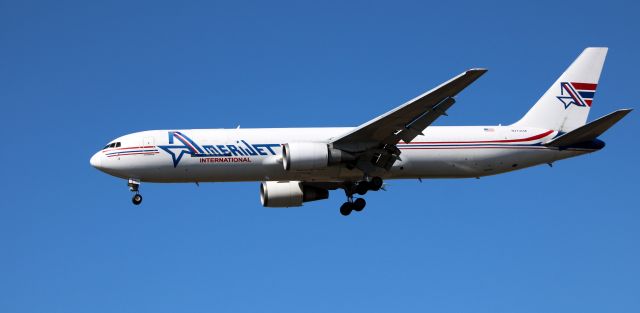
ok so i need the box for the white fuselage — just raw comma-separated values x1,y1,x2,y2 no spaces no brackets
90,126,598,183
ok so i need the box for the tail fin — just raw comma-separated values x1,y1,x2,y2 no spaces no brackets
513,47,608,132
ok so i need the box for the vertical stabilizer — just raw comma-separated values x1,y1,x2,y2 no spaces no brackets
513,47,608,132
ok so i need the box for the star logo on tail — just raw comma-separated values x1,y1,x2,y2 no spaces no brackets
557,82,597,109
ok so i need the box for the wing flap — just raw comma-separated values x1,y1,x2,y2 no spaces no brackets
390,97,456,144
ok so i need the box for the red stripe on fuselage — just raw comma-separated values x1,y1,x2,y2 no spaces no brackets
103,146,156,152
400,146,546,150
399,146,595,151
106,151,160,157
400,130,554,145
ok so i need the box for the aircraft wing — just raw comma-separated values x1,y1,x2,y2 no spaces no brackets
330,68,487,152
328,69,486,172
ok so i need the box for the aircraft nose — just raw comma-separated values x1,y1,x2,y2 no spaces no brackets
90,152,102,169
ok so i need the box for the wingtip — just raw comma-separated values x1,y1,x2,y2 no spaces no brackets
585,46,609,51
606,108,633,119
466,68,488,78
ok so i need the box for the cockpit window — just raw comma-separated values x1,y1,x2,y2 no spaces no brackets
103,142,121,150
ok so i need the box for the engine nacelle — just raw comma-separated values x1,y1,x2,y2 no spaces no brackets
282,142,354,171
260,181,329,208
282,142,328,171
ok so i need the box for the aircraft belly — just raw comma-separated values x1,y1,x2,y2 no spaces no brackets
391,147,577,178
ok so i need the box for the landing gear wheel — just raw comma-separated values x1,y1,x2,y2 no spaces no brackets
132,194,143,205
353,198,366,212
340,202,353,216
370,177,383,191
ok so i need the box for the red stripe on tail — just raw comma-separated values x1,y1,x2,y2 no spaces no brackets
571,82,597,90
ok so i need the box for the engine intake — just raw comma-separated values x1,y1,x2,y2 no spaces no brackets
260,181,329,207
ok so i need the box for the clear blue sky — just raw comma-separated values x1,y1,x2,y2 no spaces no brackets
1,1,638,312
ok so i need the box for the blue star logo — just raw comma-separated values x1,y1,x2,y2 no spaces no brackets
158,144,193,167
557,94,577,109
557,82,586,109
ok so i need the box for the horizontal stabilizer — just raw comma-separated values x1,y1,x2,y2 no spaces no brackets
545,108,632,147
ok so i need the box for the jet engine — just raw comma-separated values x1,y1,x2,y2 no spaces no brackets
260,181,329,207
282,142,354,171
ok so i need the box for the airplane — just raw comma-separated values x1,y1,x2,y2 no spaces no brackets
90,47,631,216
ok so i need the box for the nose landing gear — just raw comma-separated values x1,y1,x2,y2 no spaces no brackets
128,178,142,205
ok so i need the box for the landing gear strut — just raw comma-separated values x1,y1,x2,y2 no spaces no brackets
339,177,382,216
128,178,142,205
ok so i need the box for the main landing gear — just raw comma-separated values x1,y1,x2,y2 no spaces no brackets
339,177,383,216
128,178,143,205
340,197,366,216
